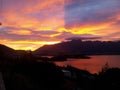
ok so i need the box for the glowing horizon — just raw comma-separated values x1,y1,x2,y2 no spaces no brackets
0,0,120,50
1,40,61,51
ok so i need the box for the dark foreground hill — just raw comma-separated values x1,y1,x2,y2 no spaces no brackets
0,44,34,64
34,40,120,56
0,44,15,60
1,61,120,90
0,44,120,90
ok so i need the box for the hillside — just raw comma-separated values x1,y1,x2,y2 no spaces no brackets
0,44,34,63
0,44,15,60
34,40,120,56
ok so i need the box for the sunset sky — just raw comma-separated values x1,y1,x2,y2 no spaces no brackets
0,0,120,50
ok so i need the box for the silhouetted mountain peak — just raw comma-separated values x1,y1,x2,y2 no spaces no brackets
34,40,120,56
0,44,14,53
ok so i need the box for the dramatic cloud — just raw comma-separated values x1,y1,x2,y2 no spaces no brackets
0,0,120,50
65,0,120,35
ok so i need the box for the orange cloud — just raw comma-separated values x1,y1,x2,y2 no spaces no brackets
66,23,111,35
3,11,40,29
3,0,64,31
23,0,65,31
50,33,62,37
36,16,64,31
24,0,64,13
8,30,32,35
65,13,120,36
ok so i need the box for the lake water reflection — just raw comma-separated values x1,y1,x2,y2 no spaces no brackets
55,55,120,74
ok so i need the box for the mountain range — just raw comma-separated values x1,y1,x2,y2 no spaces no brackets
34,40,120,56
1,40,120,58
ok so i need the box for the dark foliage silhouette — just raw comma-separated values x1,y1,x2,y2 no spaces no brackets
0,43,120,90
2,62,64,90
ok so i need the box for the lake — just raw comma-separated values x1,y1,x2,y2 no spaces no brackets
55,55,120,74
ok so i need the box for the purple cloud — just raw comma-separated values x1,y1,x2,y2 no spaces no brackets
65,0,120,29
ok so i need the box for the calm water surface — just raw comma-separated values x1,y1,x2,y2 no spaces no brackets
55,55,120,74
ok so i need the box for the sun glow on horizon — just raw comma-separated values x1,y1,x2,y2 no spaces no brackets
1,40,61,51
